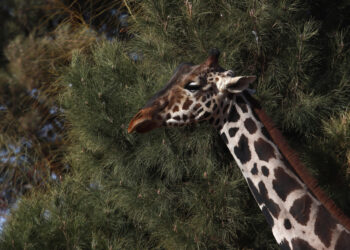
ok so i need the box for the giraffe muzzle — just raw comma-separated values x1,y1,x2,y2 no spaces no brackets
128,108,161,133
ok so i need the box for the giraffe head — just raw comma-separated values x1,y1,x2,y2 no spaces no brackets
128,49,256,133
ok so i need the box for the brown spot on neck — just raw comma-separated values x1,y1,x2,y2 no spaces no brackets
335,231,350,250
254,138,275,162
272,167,302,201
314,206,337,248
291,238,316,250
243,92,350,231
244,118,257,134
289,195,312,225
234,134,251,164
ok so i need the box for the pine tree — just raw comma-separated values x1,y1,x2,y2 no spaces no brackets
1,0,350,249
0,0,129,214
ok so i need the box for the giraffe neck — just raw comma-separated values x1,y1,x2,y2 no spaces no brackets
217,93,350,250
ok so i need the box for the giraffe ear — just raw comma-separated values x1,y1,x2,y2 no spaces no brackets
226,76,256,93
128,108,160,133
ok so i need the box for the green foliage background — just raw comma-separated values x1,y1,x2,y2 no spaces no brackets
0,0,130,213
1,0,350,249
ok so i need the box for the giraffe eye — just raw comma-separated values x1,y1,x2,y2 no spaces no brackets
184,81,201,92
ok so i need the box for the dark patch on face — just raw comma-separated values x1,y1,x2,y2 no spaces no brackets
314,206,337,248
221,132,228,144
251,163,258,175
228,105,240,123
201,111,211,120
183,99,193,110
254,138,276,162
173,105,179,112
279,239,291,250
273,167,302,201
236,95,248,113
244,118,257,134
289,195,312,225
205,101,211,108
166,113,171,120
335,231,350,250
234,134,251,164
173,115,180,121
183,114,188,121
291,238,316,250
228,127,239,137
261,206,274,227
261,166,269,176
193,103,201,111
284,219,292,230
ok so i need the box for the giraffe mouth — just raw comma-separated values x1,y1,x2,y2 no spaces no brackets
128,109,160,133
128,118,159,133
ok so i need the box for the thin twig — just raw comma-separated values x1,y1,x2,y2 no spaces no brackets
123,0,136,22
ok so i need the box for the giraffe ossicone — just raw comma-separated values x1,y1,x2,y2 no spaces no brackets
128,50,350,250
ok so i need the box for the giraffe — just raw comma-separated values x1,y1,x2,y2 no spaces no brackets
128,49,350,249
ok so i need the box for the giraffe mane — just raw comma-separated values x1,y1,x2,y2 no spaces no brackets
143,63,194,108
244,92,350,231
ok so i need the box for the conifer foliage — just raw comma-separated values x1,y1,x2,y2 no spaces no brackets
1,0,350,249
0,0,129,215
